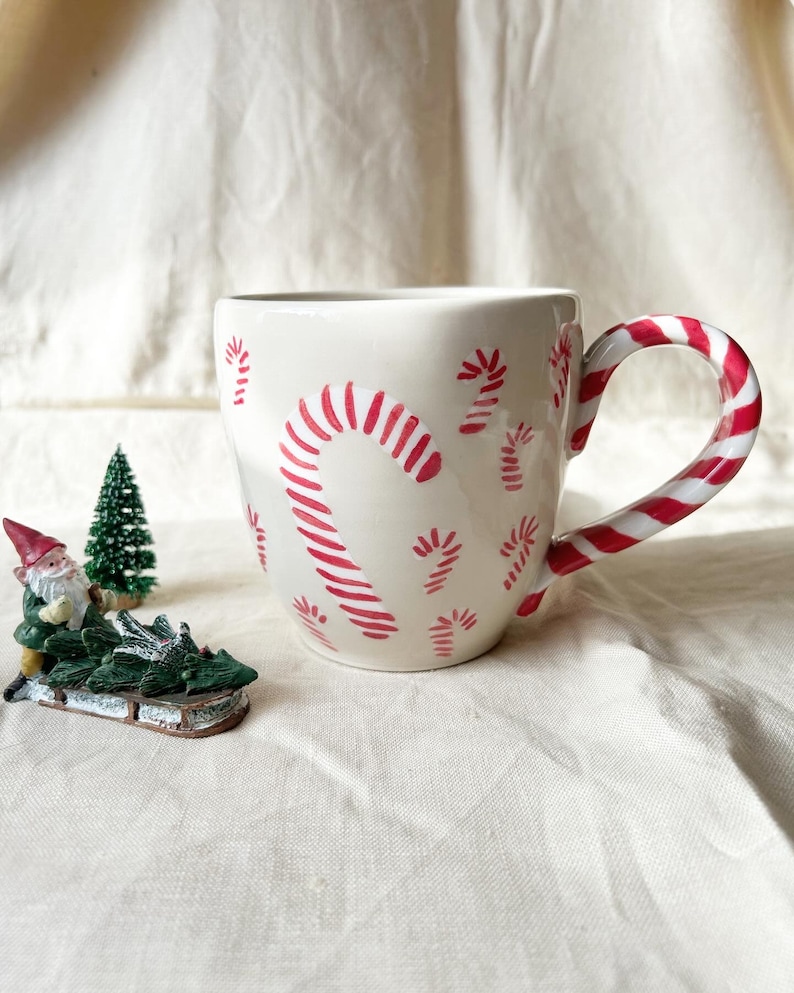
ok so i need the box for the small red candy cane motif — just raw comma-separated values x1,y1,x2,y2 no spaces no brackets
501,515,539,590
500,422,535,492
245,504,267,572
293,596,337,652
412,528,462,595
225,336,250,406
550,324,574,409
518,315,762,617
429,608,477,658
457,347,507,434
280,382,443,639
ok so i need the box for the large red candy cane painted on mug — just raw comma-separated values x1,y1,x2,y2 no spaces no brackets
280,382,443,639
518,315,762,616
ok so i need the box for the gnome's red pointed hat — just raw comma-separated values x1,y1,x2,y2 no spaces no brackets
3,519,65,567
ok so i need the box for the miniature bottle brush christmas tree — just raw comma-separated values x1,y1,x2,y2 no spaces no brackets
85,446,157,607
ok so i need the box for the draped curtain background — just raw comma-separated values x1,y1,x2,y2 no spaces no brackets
0,0,792,420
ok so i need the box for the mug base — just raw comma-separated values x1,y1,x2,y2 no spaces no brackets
295,629,506,673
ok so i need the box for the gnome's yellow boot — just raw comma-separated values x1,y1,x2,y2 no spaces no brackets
20,647,43,678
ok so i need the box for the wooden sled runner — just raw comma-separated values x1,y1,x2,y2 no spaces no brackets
20,673,251,738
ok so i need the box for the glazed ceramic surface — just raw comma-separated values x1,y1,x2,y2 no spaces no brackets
214,289,761,671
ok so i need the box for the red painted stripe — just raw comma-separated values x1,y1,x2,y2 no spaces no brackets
349,619,398,632
678,316,711,357
632,496,697,525
364,391,385,434
547,541,593,576
286,489,332,514
460,423,486,434
681,457,745,485
714,396,762,440
317,569,372,588
416,450,442,482
473,397,499,407
324,587,380,602
627,318,671,346
321,385,344,433
308,548,360,569
345,381,357,429
299,398,333,441
380,403,405,446
279,443,317,471
286,420,320,456
721,337,750,398
581,525,641,554
293,509,335,533
296,527,347,551
579,365,618,403
570,418,595,452
487,349,501,371
480,379,503,394
392,415,419,458
403,433,431,472
280,467,322,491
476,348,488,367
363,632,390,640
516,590,546,616
340,606,396,621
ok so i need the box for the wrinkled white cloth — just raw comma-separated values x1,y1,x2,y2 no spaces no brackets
0,411,791,993
0,2,793,991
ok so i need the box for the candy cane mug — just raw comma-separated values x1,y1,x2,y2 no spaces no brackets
214,289,761,671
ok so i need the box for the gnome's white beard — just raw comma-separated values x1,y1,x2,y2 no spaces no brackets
28,566,92,630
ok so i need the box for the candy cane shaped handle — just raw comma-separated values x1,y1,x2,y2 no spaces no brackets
517,315,762,616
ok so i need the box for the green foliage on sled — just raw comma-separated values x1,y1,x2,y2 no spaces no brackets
42,608,257,699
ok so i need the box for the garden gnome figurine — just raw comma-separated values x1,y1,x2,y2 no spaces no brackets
3,519,117,701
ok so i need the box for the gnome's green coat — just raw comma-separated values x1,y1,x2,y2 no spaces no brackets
13,587,64,652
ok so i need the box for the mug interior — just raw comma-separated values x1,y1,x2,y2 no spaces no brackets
226,287,578,305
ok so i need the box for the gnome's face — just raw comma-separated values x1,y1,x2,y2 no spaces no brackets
17,548,92,628
14,546,78,588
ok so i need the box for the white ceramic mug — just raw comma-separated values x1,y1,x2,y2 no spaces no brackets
214,289,761,671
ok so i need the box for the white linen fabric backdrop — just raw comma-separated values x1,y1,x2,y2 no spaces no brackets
1,2,793,991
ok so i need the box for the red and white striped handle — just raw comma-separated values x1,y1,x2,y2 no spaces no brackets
517,315,762,616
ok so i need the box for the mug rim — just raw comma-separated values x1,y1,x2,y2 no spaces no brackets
218,286,580,306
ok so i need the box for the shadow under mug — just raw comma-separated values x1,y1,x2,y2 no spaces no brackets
214,288,761,671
